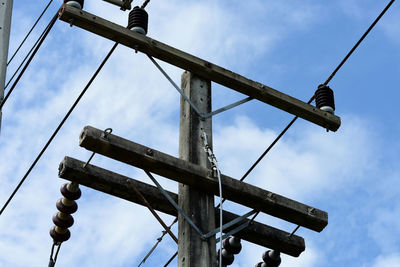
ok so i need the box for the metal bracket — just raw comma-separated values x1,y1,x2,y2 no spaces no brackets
203,209,257,239
144,170,205,238
144,170,256,241
148,55,253,119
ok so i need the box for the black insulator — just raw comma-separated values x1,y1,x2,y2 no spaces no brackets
60,183,81,200
52,212,74,228
217,248,234,266
223,236,242,255
127,6,148,35
64,0,84,9
50,226,71,242
315,84,335,114
255,263,267,267
56,198,78,214
262,250,281,267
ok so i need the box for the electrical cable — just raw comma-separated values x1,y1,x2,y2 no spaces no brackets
216,0,396,212
163,251,178,267
138,218,178,267
0,42,119,217
239,0,397,234
141,0,150,9
7,0,54,66
4,8,54,92
201,132,223,267
0,12,58,110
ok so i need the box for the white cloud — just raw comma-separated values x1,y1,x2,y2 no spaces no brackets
371,254,400,267
1,1,400,267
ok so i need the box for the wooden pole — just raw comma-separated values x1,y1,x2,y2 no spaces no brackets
178,71,216,266
0,0,13,132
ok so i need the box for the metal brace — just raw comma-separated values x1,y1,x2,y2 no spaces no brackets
148,55,253,120
144,170,256,240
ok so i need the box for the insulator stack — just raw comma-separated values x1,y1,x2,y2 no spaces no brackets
315,84,335,114
64,0,84,9
217,236,242,266
259,250,281,267
50,182,81,243
127,6,149,35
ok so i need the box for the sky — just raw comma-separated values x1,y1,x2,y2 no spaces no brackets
0,0,400,266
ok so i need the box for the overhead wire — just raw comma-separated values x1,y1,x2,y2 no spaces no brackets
138,218,178,266
242,0,397,233
141,0,151,9
6,0,54,66
0,42,119,216
0,12,58,110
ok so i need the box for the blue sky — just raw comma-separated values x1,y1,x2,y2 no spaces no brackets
1,0,400,266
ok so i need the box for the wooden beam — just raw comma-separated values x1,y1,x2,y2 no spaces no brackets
58,156,306,257
79,126,328,232
58,5,341,132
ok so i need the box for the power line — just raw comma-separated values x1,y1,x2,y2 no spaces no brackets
241,0,396,186
242,0,396,232
4,8,55,91
0,42,119,217
7,0,54,66
0,12,58,110
141,0,151,9
138,218,178,266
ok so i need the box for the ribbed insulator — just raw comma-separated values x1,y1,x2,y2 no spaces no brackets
262,250,281,267
56,198,78,214
127,6,148,35
217,248,234,266
64,0,84,9
50,226,71,243
52,212,74,228
60,183,81,200
223,236,242,255
315,84,335,114
255,263,267,267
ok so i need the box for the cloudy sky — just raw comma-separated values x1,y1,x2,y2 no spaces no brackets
1,0,399,266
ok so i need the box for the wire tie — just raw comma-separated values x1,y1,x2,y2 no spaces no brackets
101,128,113,139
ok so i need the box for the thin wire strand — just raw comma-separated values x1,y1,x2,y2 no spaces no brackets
141,0,150,9
127,179,178,243
0,13,58,110
138,218,178,266
236,0,396,233
324,0,395,85
163,252,178,267
7,0,54,66
4,10,53,91
0,42,119,216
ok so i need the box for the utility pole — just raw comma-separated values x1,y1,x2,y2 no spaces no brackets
0,0,13,132
178,72,216,266
56,5,342,266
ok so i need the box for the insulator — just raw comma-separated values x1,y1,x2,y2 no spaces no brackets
50,226,71,242
255,263,267,267
52,212,74,228
223,236,242,255
127,6,148,35
315,84,335,114
60,183,81,200
64,0,84,9
217,248,234,266
56,198,78,214
262,250,281,267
